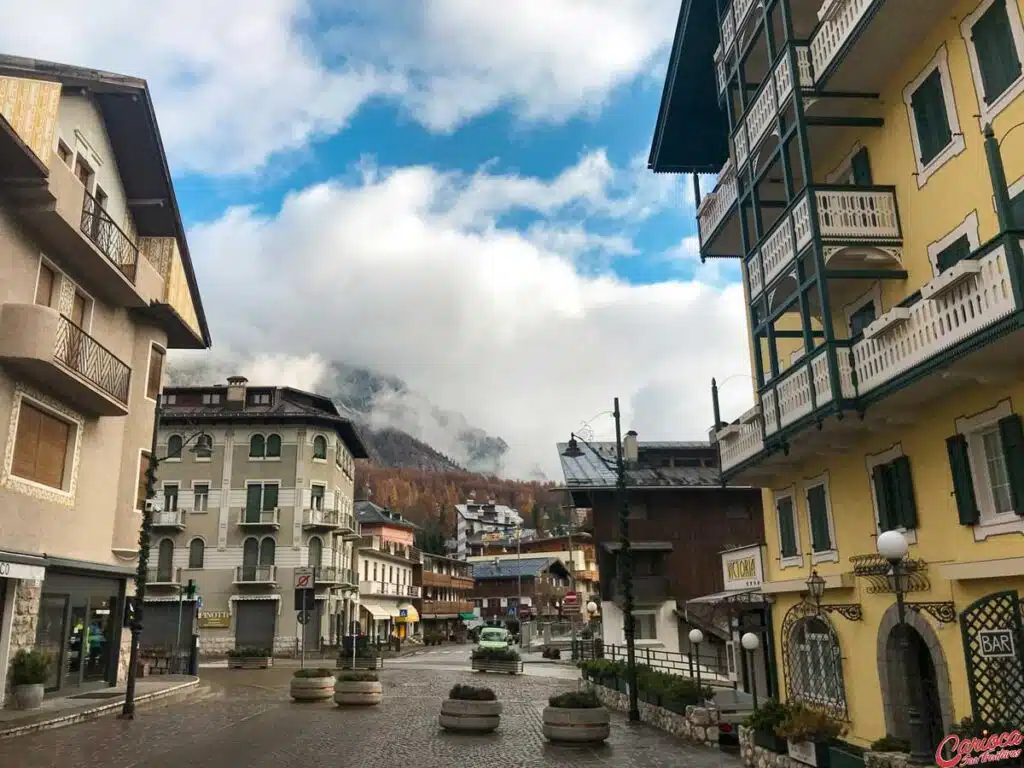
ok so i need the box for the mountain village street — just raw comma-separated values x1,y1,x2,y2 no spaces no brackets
0,658,742,768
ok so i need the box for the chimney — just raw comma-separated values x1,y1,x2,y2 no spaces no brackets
623,430,639,465
226,376,248,410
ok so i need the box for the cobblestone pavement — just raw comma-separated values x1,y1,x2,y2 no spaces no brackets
0,665,743,768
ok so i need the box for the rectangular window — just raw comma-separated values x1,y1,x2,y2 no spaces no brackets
972,0,1022,103
247,392,271,406
982,427,1014,514
872,456,919,531
850,146,872,185
911,68,953,165
74,155,94,188
777,496,798,558
94,185,108,210
193,484,209,512
147,346,164,400
137,451,151,510
364,561,369,580
848,301,877,337
57,140,72,166
164,394,177,405
35,263,55,307
201,393,221,405
806,485,833,552
634,613,657,640
311,485,325,511
936,234,971,272
948,411,1024,526
163,484,179,512
262,483,279,510
12,402,71,489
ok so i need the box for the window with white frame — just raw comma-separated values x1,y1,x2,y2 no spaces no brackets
844,283,881,338
163,483,179,512
193,483,209,512
805,474,838,563
774,487,802,569
927,211,980,276
949,399,1024,540
902,45,966,188
961,0,1024,126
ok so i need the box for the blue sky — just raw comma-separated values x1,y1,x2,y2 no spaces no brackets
2,0,750,478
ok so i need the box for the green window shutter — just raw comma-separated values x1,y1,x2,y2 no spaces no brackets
936,234,971,272
872,464,895,531
245,484,261,515
946,434,980,525
266,434,281,458
851,146,872,186
998,414,1024,512
972,0,1022,104
849,301,877,337
892,455,919,529
807,485,832,552
263,484,279,510
777,497,798,557
911,69,952,165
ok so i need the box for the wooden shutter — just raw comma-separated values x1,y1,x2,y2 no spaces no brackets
998,413,1024,512
849,302,877,337
12,403,43,479
872,464,895,531
851,147,872,186
266,434,281,457
972,0,1022,103
892,455,919,529
245,484,262,515
13,403,69,488
807,485,831,551
911,69,952,165
262,484,279,510
137,452,151,509
777,497,798,557
936,234,971,272
947,434,980,525
147,346,164,399
71,293,86,327
35,264,55,307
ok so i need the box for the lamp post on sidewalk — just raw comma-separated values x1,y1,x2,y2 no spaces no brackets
561,397,639,722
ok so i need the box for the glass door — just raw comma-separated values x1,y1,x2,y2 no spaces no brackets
64,602,88,688
82,596,115,682
35,594,69,691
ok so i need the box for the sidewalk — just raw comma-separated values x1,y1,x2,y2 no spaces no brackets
0,675,200,740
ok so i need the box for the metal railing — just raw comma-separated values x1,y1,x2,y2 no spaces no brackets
575,641,733,685
238,508,280,526
79,192,138,283
304,508,340,528
147,567,180,585
358,581,420,598
234,565,277,583
151,509,185,527
53,315,131,405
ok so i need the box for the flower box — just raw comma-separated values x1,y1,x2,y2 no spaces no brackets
470,658,522,675
921,260,981,300
863,307,911,340
788,739,832,768
754,728,789,753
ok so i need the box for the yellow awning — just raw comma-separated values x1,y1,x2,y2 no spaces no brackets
395,603,419,623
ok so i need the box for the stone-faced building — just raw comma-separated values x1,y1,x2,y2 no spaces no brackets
150,378,366,655
0,55,210,698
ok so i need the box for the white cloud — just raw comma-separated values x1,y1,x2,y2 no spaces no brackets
0,0,680,174
181,155,751,478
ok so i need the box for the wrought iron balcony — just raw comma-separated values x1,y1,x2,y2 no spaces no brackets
234,565,277,584
151,509,186,530
237,508,280,528
53,315,132,406
147,567,180,586
80,191,138,283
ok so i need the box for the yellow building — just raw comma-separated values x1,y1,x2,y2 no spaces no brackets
650,0,1024,753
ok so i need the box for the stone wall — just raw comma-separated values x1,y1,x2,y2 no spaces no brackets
4,580,42,707
116,629,132,685
582,680,719,749
737,725,882,768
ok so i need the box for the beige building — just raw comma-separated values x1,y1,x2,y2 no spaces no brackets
354,501,421,640
0,55,210,698
150,379,368,655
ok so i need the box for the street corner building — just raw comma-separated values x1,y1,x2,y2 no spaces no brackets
151,380,368,656
0,54,211,699
650,0,1024,752
354,500,421,641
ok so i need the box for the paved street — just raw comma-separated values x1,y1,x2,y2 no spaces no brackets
0,654,742,767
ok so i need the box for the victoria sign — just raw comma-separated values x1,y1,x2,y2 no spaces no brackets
935,729,1023,767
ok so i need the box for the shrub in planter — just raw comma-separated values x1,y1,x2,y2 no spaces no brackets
869,735,910,753
290,668,335,702
337,645,382,669
471,646,522,674
543,690,610,743
440,684,501,733
333,671,382,706
744,699,791,753
776,704,846,768
9,649,50,710
227,647,272,668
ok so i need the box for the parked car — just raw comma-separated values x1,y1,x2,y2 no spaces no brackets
476,627,513,650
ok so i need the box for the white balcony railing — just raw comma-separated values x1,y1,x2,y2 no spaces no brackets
716,404,765,471
809,0,874,80
237,508,280,527
697,160,737,244
358,581,421,599
235,565,277,584
151,509,185,528
303,508,339,528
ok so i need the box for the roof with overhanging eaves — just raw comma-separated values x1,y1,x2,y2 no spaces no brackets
648,0,730,175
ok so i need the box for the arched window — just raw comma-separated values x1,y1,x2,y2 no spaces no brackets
157,539,174,581
188,538,205,569
786,614,846,712
265,434,282,458
242,537,259,581
312,435,327,460
249,434,265,458
308,537,323,568
258,537,276,566
167,434,183,459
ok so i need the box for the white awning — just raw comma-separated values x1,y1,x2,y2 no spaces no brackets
686,588,763,605
360,600,392,620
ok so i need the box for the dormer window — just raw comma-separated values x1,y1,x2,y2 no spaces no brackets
248,391,272,406
202,393,221,405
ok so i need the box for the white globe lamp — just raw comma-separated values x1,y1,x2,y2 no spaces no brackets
741,632,760,652
688,628,704,645
877,529,909,562
585,600,598,615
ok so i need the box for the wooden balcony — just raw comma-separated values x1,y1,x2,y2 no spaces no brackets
421,571,475,589
421,600,474,617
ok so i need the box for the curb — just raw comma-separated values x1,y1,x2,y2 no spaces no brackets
0,677,201,741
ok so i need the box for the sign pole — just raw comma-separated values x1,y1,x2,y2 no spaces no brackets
300,588,306,670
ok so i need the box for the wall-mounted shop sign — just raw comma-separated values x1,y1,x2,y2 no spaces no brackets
0,560,45,582
198,611,231,629
721,545,765,591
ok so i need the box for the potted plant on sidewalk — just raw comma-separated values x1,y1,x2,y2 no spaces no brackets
9,649,50,710
290,668,335,702
227,647,273,669
471,647,522,675
333,671,382,706
776,703,846,768
744,699,791,753
439,684,501,733
337,644,382,671
542,690,610,743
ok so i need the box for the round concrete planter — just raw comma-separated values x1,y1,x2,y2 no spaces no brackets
439,699,502,733
542,706,611,743
333,680,382,706
290,675,335,702
12,684,44,710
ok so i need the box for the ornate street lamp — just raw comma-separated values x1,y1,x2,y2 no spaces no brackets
806,570,826,612
741,632,761,710
876,530,931,766
689,628,704,691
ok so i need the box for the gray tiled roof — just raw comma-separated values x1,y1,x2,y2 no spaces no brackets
354,501,418,530
471,557,566,580
556,441,722,488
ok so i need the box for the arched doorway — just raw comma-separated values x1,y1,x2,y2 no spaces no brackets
877,605,953,750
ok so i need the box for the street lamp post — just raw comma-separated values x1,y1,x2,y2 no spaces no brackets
561,397,639,722
877,530,932,766
121,394,210,719
689,628,704,692
741,632,760,710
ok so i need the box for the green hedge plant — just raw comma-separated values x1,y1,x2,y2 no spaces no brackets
227,647,271,658
471,647,520,662
337,671,378,682
449,684,497,701
9,649,50,686
293,668,334,678
549,691,601,709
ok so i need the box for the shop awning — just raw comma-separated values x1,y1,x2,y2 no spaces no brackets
395,603,419,623
359,600,392,621
458,612,476,621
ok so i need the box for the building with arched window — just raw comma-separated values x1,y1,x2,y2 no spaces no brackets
149,377,368,655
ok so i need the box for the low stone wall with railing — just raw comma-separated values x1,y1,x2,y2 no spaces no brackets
581,680,720,749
